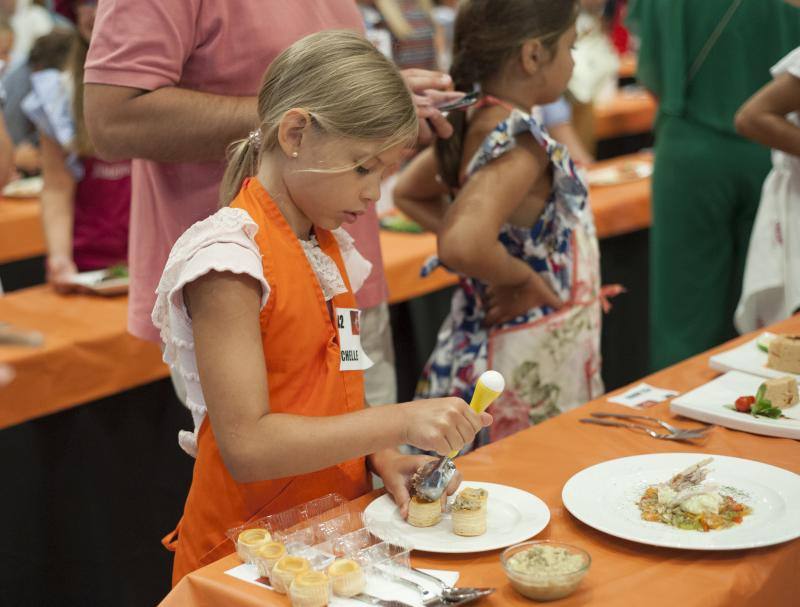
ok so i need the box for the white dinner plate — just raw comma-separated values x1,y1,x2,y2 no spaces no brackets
363,481,550,554
586,160,652,186
709,333,800,381
670,371,800,440
67,269,129,296
562,453,800,550
2,176,43,198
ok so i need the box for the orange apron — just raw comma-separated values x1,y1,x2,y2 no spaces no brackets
163,178,371,585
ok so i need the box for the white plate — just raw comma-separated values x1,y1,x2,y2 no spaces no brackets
2,176,43,198
363,481,550,554
586,160,652,186
709,333,800,381
670,371,800,440
562,453,800,550
67,269,129,296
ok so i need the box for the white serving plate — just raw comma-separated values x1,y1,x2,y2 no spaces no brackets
671,370,800,440
562,453,800,550
364,481,550,554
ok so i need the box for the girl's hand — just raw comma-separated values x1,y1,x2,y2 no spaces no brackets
46,255,80,294
369,450,462,519
483,273,564,326
400,397,492,455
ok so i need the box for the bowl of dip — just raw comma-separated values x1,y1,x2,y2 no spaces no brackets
500,540,591,601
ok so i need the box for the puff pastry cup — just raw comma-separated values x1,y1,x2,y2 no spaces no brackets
289,570,331,607
254,540,286,580
407,495,442,527
271,555,312,594
327,558,366,597
236,528,271,562
451,488,487,536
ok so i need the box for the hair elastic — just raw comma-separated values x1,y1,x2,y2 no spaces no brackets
248,129,263,148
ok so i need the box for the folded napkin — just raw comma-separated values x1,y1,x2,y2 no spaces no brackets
607,383,679,408
225,562,459,606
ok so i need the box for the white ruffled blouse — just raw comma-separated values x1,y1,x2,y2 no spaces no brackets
151,207,372,456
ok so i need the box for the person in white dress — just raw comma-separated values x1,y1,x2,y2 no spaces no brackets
734,45,800,332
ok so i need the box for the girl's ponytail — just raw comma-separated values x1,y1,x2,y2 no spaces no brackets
219,132,261,207
435,54,479,189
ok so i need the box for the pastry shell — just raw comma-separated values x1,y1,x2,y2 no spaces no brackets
407,496,442,527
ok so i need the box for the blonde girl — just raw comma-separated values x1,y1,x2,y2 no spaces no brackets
152,30,490,584
395,0,604,445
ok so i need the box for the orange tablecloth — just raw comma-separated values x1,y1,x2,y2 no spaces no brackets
383,153,652,303
0,285,168,428
162,314,800,607
594,90,656,140
0,196,46,264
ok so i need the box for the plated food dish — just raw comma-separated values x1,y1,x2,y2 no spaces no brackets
709,332,800,381
364,481,550,554
562,453,800,550
671,370,800,439
766,334,800,374
66,265,129,296
636,458,751,532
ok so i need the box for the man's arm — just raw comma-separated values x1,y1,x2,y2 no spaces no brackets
84,84,258,163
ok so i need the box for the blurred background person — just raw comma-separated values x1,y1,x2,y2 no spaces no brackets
3,0,53,71
735,43,800,332
3,27,72,178
628,0,800,371
359,0,441,70
22,0,130,290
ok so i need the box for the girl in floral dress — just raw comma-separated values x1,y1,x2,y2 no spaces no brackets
394,0,605,449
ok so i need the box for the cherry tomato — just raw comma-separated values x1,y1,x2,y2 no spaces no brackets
735,396,755,412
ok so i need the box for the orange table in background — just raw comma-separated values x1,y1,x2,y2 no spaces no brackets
0,196,46,265
593,90,656,140
383,152,652,304
161,314,800,607
0,285,168,429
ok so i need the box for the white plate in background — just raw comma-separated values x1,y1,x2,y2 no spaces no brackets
709,333,800,381
67,269,129,296
562,453,800,550
670,370,800,440
2,176,43,198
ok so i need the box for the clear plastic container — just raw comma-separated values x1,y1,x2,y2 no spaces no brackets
500,540,591,602
226,492,415,604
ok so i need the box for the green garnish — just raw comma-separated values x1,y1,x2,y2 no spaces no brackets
751,398,782,419
103,264,129,280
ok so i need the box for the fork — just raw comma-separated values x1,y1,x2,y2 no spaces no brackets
579,418,710,440
591,412,715,436
355,593,416,607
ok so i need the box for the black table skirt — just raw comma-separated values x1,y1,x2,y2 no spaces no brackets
0,379,193,606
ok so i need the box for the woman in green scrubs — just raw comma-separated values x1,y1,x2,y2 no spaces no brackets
628,0,800,370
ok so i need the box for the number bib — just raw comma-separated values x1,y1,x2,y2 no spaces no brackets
336,308,374,371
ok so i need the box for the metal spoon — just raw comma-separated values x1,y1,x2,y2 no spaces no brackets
413,371,505,503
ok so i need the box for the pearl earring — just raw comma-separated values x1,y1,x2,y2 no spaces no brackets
292,151,299,158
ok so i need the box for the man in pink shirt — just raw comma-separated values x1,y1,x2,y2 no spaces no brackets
84,0,455,406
